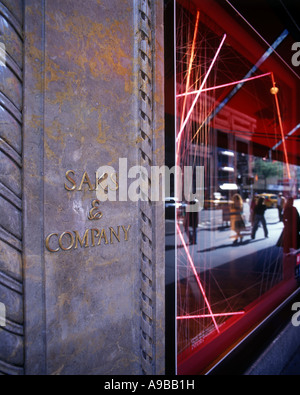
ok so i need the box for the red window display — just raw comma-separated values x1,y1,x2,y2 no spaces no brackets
165,0,300,374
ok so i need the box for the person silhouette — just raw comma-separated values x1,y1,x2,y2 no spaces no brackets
281,197,300,253
230,194,246,245
252,197,268,240
277,193,286,222
184,199,199,245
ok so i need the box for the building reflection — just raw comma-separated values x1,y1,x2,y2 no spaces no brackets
165,0,300,373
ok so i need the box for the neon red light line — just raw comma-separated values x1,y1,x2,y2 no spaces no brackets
176,72,272,98
179,11,200,133
176,34,227,145
177,312,245,320
271,72,291,180
176,224,220,334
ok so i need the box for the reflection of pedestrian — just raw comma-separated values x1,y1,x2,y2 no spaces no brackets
277,193,286,222
231,194,246,245
278,197,300,253
250,194,258,226
184,200,199,245
252,197,268,240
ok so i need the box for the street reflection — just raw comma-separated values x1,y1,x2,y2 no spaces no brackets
164,0,300,372
166,199,300,354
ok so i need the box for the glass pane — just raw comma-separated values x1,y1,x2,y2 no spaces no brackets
170,0,300,373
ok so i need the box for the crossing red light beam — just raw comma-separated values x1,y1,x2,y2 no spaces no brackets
179,11,200,134
176,223,220,334
176,72,272,98
176,34,227,145
177,311,245,320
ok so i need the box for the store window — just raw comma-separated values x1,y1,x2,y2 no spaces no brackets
165,0,300,374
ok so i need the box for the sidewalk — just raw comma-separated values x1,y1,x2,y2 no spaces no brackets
246,321,300,375
281,346,300,375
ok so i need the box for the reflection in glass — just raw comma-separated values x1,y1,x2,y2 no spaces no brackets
168,1,300,372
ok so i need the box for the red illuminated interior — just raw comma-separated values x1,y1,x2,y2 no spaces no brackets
169,0,300,374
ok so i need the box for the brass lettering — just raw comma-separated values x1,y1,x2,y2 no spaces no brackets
121,225,131,241
110,226,120,244
88,200,103,221
96,172,119,192
91,229,100,247
65,170,76,191
110,173,119,191
98,229,109,245
64,171,119,192
45,225,132,252
96,173,109,191
45,233,59,253
74,229,89,249
59,232,75,251
78,171,94,191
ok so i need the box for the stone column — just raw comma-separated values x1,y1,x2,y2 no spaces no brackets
21,0,164,375
0,0,24,376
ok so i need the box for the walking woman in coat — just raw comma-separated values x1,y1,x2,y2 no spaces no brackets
231,194,246,245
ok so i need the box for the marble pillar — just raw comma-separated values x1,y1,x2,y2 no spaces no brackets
1,0,165,375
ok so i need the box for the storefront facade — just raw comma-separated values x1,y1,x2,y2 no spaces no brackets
0,0,299,375
0,0,165,375
166,0,300,374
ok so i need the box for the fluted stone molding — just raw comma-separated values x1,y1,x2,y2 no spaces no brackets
0,0,24,376
138,0,165,375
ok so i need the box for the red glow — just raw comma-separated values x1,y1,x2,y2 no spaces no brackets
173,0,299,375
177,312,245,320
177,224,220,334
176,72,272,98
176,34,227,145
271,72,291,179
179,11,200,133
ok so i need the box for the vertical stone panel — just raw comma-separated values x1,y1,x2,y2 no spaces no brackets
22,0,165,375
0,0,24,376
